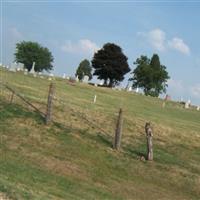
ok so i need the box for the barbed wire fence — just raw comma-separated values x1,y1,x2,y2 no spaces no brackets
0,68,121,148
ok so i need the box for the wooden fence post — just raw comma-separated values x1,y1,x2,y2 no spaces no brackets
113,108,123,150
46,83,55,124
145,122,153,161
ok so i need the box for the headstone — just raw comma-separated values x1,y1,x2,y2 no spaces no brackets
135,87,139,93
197,106,200,111
126,81,132,91
76,75,79,82
82,75,89,83
94,83,98,87
93,95,97,103
17,62,24,71
128,86,132,92
62,73,66,79
30,62,36,74
162,101,166,108
185,102,190,109
99,80,104,86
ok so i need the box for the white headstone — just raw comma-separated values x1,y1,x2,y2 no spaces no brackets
62,73,66,79
17,62,24,71
197,106,200,111
76,75,79,82
30,62,36,74
93,95,97,103
185,102,189,109
128,86,132,92
99,80,104,86
82,75,89,83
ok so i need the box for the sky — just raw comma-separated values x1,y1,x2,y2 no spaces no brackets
1,0,200,105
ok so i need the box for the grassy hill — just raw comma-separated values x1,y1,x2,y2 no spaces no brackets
0,68,200,200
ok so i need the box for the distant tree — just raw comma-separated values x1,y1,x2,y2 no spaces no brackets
15,41,54,72
75,59,92,81
131,54,170,97
92,43,130,87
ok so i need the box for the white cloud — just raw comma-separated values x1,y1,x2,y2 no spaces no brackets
61,39,99,55
148,28,166,51
138,28,190,55
168,37,190,55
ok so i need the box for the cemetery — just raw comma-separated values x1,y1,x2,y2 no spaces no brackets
1,2,200,200
0,67,200,200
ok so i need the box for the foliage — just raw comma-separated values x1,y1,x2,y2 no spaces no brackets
131,54,170,97
15,41,54,72
75,59,92,81
92,43,130,87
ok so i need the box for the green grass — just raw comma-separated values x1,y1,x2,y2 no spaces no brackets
0,68,200,199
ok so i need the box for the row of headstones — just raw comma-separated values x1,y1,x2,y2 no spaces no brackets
0,62,57,81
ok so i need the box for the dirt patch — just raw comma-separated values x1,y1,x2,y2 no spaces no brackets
0,192,12,200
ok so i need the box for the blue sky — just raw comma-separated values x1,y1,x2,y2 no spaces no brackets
1,1,200,105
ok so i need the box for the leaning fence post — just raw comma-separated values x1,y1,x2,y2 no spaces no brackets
145,122,153,161
46,82,55,124
113,108,123,150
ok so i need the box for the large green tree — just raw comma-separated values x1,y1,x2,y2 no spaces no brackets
75,59,92,81
131,54,170,97
15,41,54,72
92,43,130,87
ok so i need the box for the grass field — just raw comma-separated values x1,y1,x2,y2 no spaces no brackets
0,67,200,200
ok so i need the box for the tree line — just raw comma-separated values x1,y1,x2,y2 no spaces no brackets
14,41,170,97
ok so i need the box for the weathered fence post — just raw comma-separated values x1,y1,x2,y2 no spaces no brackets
46,82,55,124
113,108,123,150
145,122,153,161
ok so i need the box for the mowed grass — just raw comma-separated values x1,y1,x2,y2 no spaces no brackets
0,68,200,200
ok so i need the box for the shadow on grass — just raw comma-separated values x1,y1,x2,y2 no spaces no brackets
96,133,113,147
78,128,113,148
124,144,147,159
0,100,44,124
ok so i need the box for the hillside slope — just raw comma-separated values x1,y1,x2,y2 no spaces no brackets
0,68,200,200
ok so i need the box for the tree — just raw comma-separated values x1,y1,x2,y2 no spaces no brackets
75,59,92,81
92,43,130,87
15,41,54,72
131,54,170,97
